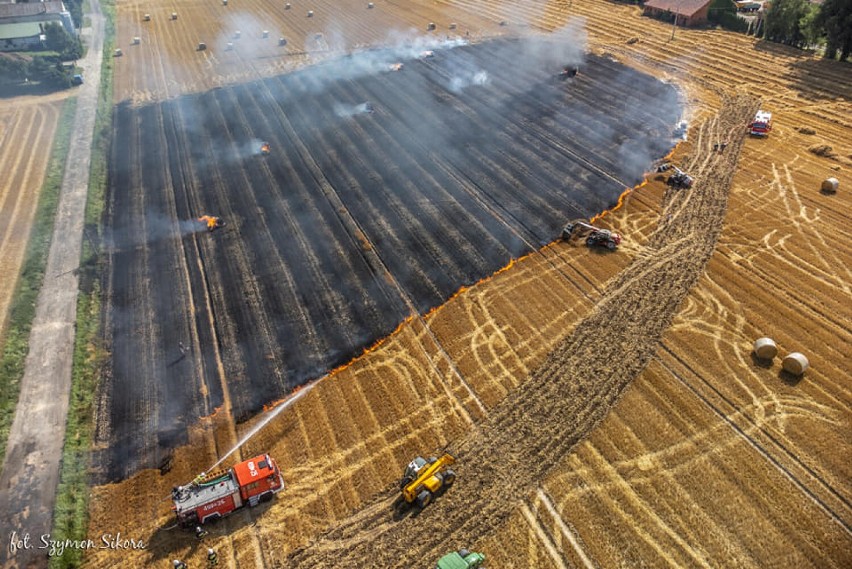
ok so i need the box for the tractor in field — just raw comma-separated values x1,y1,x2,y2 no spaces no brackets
198,215,225,232
436,549,486,569
562,221,621,251
400,453,456,508
667,166,694,189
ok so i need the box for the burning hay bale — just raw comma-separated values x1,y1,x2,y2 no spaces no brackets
821,177,839,193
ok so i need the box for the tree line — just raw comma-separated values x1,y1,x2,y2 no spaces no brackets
763,0,852,60
0,23,83,90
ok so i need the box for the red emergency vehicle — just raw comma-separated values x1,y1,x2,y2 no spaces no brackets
172,454,285,525
749,110,773,136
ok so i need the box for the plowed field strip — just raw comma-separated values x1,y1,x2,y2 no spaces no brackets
286,94,758,568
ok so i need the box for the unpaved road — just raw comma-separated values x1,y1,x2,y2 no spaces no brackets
287,94,759,567
0,1,105,567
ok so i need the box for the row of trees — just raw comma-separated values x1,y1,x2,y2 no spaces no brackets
0,23,83,89
44,22,83,61
762,0,851,60
0,55,77,88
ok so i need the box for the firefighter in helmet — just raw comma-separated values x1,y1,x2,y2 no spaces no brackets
195,525,208,540
172,560,187,569
207,548,219,566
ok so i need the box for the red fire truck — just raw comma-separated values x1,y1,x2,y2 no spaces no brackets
172,454,285,525
749,110,773,136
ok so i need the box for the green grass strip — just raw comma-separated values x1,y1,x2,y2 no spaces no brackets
0,95,78,467
48,1,115,566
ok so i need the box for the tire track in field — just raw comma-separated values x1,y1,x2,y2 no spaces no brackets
285,93,759,569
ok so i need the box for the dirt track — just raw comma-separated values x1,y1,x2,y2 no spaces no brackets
0,1,105,567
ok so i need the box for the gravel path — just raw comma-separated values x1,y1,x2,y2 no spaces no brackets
0,2,105,567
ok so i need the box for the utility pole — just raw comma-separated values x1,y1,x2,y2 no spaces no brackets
671,0,684,41
671,9,679,40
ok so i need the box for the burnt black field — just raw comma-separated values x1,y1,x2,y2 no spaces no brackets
99,38,680,480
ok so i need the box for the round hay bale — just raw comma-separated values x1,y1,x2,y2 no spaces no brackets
427,22,436,31
285,3,291,9
448,22,457,30
782,352,809,376
753,337,778,360
234,30,241,39
307,10,313,17
821,177,839,193
222,0,228,5
278,37,287,46
368,2,374,8
262,30,269,38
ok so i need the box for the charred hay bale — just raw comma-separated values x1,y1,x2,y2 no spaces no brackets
809,144,836,158
821,177,839,193
782,352,809,376
753,337,778,361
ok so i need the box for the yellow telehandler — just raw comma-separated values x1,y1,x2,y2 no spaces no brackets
399,453,456,508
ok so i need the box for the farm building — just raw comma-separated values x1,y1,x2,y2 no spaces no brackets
0,1,76,51
643,0,714,26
